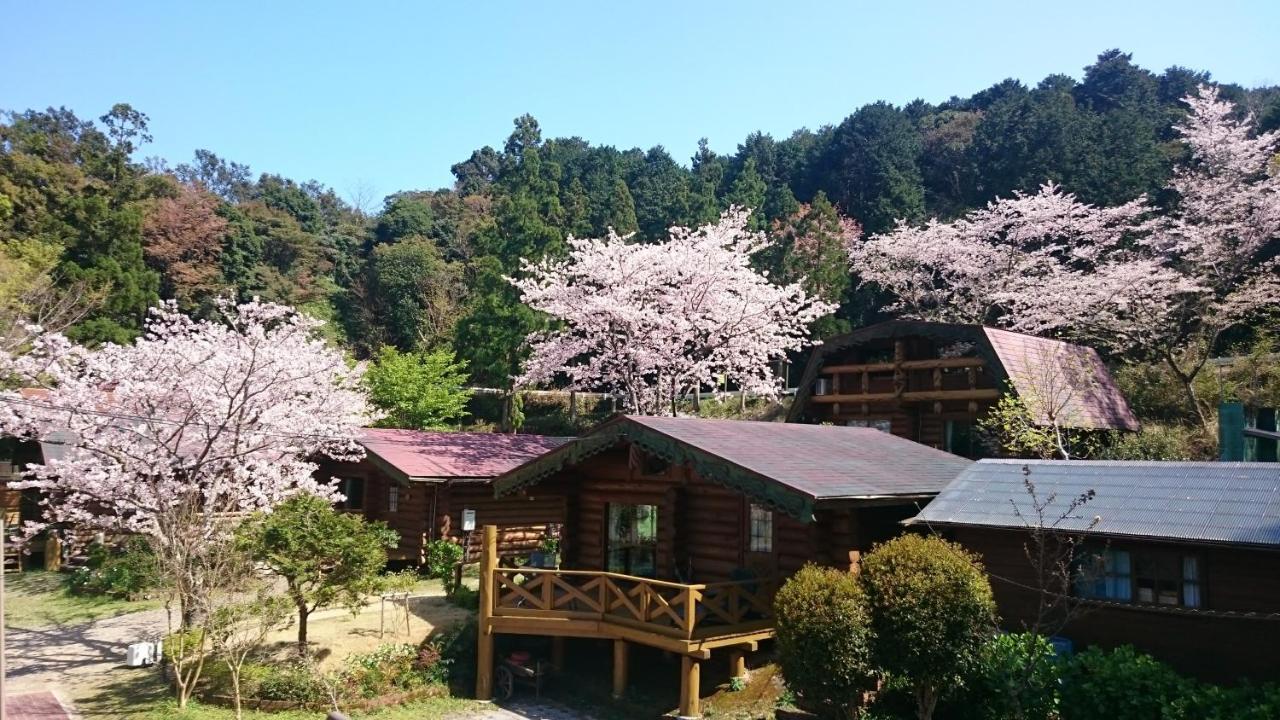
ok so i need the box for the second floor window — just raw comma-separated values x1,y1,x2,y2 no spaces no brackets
387,484,399,513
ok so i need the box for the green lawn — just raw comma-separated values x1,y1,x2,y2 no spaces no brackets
73,670,481,720
3,570,163,629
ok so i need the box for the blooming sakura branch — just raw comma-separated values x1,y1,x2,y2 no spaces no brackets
850,86,1279,424
512,208,835,415
0,298,374,545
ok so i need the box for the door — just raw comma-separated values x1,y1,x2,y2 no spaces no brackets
605,503,658,577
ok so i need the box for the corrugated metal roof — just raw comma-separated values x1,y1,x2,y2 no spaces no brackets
911,459,1280,548
358,429,571,480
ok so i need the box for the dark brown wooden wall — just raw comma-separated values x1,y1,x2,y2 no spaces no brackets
951,526,1280,682
537,444,918,584
437,482,566,562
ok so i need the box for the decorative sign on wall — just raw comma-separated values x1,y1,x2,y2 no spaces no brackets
462,509,476,532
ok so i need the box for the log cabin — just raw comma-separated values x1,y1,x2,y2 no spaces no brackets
315,429,571,564
0,429,73,570
909,459,1280,682
474,415,973,716
787,320,1139,456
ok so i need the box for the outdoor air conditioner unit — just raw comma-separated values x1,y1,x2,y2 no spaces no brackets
126,641,160,667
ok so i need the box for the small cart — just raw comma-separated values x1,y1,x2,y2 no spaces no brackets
494,651,550,700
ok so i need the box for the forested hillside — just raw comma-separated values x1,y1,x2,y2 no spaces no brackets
3,50,1277,397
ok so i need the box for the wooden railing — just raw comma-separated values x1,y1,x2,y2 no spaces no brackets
490,567,777,640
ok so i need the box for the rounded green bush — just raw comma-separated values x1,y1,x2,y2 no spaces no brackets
952,632,1061,720
1059,646,1189,720
859,534,997,719
773,564,875,719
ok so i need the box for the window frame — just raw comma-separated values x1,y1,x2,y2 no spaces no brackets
604,503,659,577
387,484,399,513
337,476,365,511
1076,545,1204,609
747,503,774,554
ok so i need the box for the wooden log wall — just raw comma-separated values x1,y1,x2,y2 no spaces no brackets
437,482,566,561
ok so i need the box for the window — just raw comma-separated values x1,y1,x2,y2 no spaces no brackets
1077,547,1202,608
337,477,364,511
387,484,399,513
748,504,773,553
944,420,977,457
606,504,658,577
1076,549,1132,602
847,418,892,433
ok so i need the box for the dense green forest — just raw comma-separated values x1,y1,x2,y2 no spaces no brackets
3,50,1277,404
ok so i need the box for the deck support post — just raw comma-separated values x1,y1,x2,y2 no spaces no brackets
551,636,566,670
729,650,747,680
475,524,498,700
678,655,701,718
612,639,628,699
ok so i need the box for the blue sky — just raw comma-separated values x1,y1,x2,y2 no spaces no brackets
3,1,1276,205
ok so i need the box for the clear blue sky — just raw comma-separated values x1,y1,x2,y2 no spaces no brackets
3,1,1276,205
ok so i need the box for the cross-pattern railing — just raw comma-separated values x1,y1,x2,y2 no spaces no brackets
490,567,777,640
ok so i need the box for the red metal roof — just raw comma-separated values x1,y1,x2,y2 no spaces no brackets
983,328,1140,431
358,428,571,481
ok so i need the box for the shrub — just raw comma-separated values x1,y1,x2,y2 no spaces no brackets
950,633,1061,720
773,564,875,719
1096,422,1215,461
69,536,163,599
1059,645,1189,720
446,583,478,611
429,617,477,693
859,534,997,720
343,643,426,698
255,661,327,703
422,539,464,585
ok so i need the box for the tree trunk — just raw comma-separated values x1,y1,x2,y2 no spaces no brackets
917,685,939,720
296,601,310,651
230,664,244,720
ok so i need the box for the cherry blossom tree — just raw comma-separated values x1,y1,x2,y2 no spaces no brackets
512,208,834,415
0,299,374,628
852,86,1279,427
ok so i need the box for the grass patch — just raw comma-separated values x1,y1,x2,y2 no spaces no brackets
74,669,479,720
3,570,162,629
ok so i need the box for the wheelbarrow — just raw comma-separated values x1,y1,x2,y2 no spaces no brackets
495,650,550,700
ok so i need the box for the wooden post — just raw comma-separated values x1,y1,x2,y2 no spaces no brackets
475,524,498,700
43,535,61,572
551,636,566,671
679,656,701,718
729,650,747,680
611,639,628,699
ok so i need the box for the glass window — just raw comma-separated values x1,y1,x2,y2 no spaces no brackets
338,477,364,511
1078,548,1203,608
1077,549,1132,601
387,484,399,513
1182,556,1201,608
606,504,658,577
944,420,976,457
748,504,773,553
847,418,892,432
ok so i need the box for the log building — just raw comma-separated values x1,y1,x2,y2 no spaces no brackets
315,429,571,564
787,320,1139,456
475,415,973,716
910,459,1280,682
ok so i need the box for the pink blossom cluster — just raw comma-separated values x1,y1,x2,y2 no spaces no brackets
512,208,835,415
0,298,374,544
851,86,1279,362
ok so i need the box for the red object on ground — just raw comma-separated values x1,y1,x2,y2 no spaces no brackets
6,691,73,720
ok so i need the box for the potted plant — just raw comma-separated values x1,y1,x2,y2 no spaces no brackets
529,534,560,569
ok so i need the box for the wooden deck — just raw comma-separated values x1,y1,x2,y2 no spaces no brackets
487,566,777,656
475,525,774,717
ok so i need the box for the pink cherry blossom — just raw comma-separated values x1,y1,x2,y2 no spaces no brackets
511,208,835,415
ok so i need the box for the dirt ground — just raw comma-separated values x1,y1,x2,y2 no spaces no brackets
260,587,473,668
